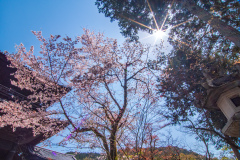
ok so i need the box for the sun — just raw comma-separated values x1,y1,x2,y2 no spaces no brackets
122,0,191,46
153,30,166,39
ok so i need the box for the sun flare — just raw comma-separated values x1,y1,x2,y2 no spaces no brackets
154,30,166,39
123,0,190,46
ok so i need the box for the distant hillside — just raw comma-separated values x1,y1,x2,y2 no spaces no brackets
66,152,103,160
118,146,208,160
67,146,218,160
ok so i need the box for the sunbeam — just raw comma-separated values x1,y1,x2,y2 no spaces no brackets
120,15,154,31
146,0,159,30
120,0,193,47
160,0,175,31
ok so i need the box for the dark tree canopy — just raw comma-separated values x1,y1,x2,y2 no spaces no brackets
96,0,240,46
95,0,171,40
157,15,240,159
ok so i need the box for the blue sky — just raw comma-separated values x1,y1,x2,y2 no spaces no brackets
0,0,223,157
0,0,125,53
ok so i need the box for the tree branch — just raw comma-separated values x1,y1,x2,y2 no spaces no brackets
127,67,146,81
103,76,121,110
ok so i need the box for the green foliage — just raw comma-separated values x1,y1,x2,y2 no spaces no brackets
219,146,237,160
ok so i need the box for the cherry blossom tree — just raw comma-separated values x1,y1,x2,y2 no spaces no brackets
4,29,163,160
0,51,69,137
0,100,66,135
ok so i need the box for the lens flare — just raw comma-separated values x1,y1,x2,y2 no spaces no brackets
120,0,192,46
154,30,166,39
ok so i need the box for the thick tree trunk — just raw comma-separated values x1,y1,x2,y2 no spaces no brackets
181,0,240,48
224,135,240,159
110,130,118,160
229,143,240,160
102,138,111,160
106,153,112,160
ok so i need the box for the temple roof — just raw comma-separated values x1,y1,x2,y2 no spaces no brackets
27,146,76,160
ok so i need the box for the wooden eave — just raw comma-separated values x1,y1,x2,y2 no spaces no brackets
0,119,69,150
